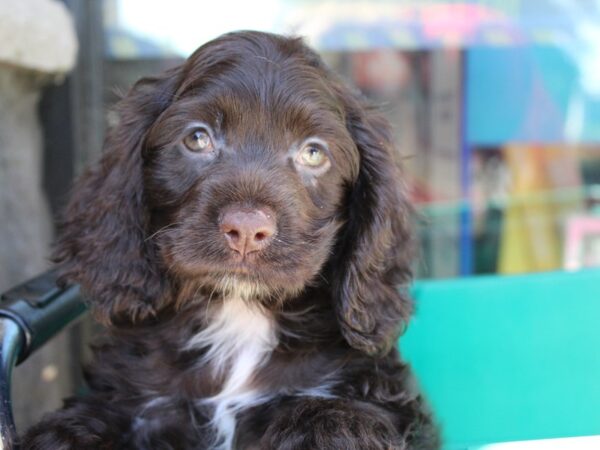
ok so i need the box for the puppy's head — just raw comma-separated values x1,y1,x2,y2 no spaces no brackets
56,31,413,355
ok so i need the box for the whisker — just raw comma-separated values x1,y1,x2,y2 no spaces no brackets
144,222,184,242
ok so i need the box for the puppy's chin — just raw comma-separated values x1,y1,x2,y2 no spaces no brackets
214,269,308,302
171,260,313,309
217,276,282,301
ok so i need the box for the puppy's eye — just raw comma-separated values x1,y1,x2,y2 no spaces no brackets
183,129,214,153
297,142,329,168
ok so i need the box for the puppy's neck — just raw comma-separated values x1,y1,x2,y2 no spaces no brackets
187,284,278,450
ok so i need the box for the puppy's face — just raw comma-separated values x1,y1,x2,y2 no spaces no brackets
142,48,358,299
57,32,411,353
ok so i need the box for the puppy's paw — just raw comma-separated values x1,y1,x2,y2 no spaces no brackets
21,427,103,450
21,400,126,450
259,398,406,450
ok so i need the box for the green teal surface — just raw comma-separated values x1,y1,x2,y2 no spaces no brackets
401,269,600,448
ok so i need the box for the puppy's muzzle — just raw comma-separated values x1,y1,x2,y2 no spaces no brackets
219,207,277,257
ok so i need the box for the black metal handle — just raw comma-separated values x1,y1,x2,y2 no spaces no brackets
0,318,24,449
0,271,86,448
0,271,86,364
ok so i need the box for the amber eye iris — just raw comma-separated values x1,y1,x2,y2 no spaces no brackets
183,129,214,153
298,144,327,167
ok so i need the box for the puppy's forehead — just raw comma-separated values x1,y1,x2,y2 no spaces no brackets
180,60,344,128
159,55,351,161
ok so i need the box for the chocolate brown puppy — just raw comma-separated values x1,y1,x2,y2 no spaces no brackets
23,31,439,450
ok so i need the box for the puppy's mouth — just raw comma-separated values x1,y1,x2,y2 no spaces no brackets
221,252,278,281
226,259,259,276
212,257,292,301
226,248,267,266
211,249,308,296
162,213,335,295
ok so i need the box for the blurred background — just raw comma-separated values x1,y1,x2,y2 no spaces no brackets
1,0,600,445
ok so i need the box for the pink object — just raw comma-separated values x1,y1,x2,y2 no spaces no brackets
421,4,503,42
564,216,600,270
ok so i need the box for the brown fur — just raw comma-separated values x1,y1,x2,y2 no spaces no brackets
23,31,439,449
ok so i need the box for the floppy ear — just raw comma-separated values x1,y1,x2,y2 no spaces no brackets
53,68,181,326
333,97,415,356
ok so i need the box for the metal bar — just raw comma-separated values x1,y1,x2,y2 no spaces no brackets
0,271,86,447
0,271,86,364
0,319,25,450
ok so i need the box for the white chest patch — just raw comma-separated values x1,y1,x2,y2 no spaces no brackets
186,292,278,450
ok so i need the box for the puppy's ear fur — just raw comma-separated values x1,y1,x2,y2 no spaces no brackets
333,95,415,356
53,69,181,326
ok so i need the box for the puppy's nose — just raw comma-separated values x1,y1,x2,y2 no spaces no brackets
219,208,276,256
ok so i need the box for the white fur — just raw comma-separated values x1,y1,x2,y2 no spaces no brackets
187,284,277,450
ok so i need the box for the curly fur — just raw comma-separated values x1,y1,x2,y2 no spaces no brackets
22,31,439,449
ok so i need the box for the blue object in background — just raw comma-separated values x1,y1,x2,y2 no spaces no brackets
467,45,600,144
